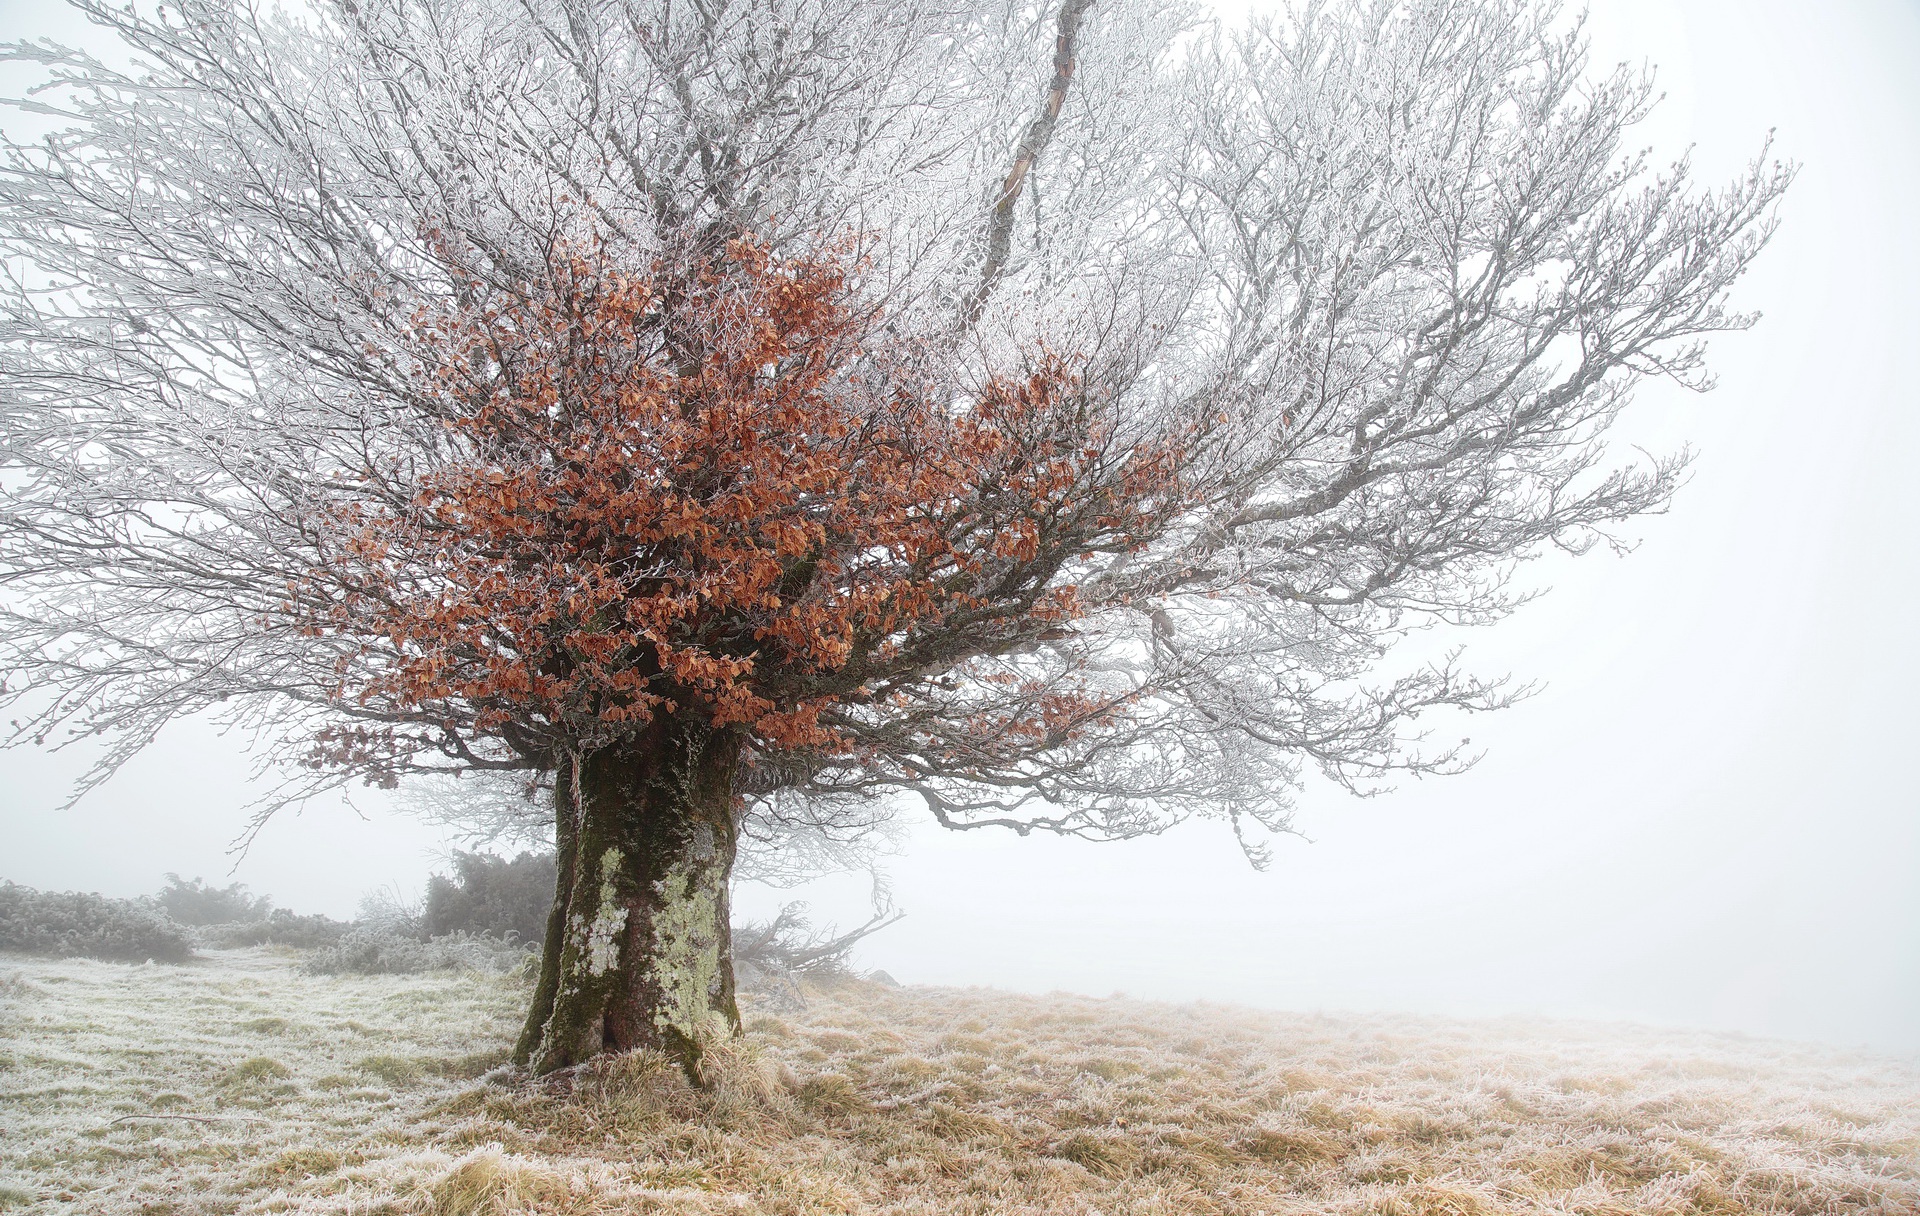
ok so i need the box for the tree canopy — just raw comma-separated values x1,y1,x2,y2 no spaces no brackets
301,237,1183,785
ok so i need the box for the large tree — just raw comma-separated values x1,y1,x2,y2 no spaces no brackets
0,0,1788,1079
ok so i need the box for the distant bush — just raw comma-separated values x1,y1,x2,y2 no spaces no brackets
151,874,273,926
0,881,195,964
421,851,555,943
357,885,424,938
196,909,351,950
302,927,528,976
734,903,901,1001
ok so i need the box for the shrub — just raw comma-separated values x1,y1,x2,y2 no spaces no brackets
151,874,273,925
196,908,351,950
302,927,527,976
0,881,195,964
421,850,556,943
734,902,901,998
356,885,424,938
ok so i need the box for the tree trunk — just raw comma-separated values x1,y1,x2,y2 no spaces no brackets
513,717,744,1083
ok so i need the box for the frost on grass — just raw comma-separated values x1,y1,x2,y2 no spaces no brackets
0,948,524,1214
1,951,1915,1214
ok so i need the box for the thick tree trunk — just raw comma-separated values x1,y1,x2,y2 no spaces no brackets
513,718,743,1083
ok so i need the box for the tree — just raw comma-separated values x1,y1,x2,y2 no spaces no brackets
0,0,1788,1080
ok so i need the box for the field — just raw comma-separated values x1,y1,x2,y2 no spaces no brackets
1,950,1915,1215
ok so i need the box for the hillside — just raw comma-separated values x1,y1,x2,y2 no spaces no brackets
1,950,1915,1215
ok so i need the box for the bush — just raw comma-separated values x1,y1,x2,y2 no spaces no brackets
195,908,351,950
356,885,424,938
734,903,901,1000
421,851,555,943
0,881,195,964
151,874,273,925
302,927,528,975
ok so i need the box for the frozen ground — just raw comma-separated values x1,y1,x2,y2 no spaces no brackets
1,949,1915,1214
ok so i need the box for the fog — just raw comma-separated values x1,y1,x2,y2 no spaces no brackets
2,0,1915,1055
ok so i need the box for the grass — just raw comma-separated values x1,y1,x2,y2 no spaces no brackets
0,950,1915,1214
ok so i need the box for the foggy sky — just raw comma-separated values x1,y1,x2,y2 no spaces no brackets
2,0,1915,1054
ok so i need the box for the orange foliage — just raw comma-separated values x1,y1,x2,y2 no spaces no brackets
304,238,1181,760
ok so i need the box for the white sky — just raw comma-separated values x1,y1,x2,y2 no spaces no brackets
2,0,1915,1054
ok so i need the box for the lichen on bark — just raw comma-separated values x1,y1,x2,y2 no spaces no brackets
581,848,627,977
648,870,727,1046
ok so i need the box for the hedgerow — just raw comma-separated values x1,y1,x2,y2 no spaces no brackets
0,881,194,964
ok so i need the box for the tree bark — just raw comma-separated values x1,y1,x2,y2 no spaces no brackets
513,718,744,1084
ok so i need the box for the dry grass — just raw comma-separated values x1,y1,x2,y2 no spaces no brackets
1,950,1915,1214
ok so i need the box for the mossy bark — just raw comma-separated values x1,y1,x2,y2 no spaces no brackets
514,719,743,1083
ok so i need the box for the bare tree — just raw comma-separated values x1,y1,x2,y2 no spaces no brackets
0,0,1789,1080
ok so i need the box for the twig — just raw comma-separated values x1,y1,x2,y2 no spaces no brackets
106,1113,271,1127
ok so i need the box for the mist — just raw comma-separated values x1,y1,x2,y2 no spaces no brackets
2,0,1916,1061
